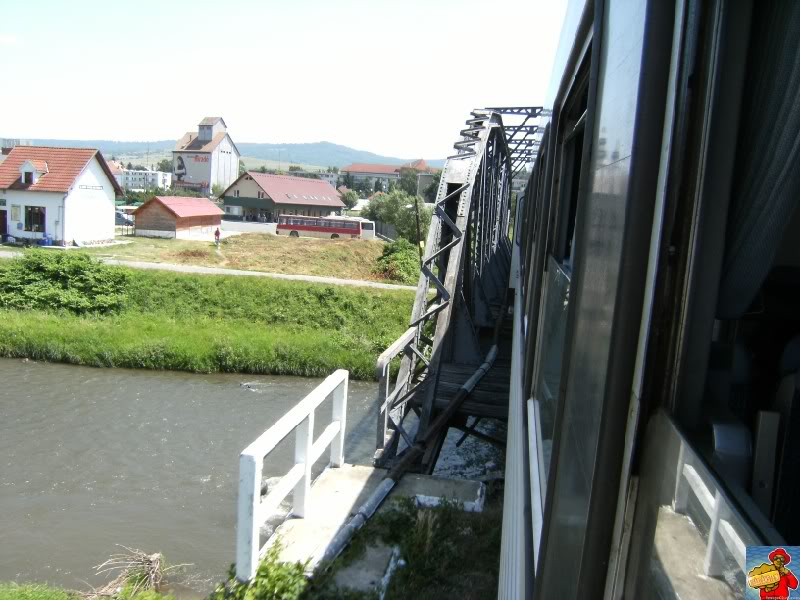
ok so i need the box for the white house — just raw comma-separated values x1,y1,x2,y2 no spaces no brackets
173,117,240,195
0,146,122,245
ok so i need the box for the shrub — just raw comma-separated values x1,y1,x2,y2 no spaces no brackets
210,543,308,600
373,239,420,285
0,250,129,314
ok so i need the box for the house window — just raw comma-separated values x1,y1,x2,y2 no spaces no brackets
23,171,33,185
234,190,240,197
24,206,46,232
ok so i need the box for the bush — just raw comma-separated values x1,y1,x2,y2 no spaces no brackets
373,239,420,285
209,543,308,600
0,250,129,314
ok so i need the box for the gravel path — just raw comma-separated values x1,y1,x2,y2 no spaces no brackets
0,250,416,291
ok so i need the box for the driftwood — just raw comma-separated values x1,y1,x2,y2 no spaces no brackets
81,546,189,600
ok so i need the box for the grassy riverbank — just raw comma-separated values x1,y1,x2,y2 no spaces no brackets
0,254,414,380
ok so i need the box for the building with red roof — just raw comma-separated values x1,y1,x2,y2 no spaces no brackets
340,159,435,193
0,146,122,245
220,171,344,222
133,196,223,240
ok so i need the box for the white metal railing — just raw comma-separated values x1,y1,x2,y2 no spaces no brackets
673,445,747,577
235,369,349,581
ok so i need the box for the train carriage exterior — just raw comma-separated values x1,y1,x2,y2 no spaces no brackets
500,0,800,598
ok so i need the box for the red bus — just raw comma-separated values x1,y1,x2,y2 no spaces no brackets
275,215,375,240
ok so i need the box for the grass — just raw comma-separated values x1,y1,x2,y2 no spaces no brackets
0,264,414,380
81,234,395,284
0,585,75,600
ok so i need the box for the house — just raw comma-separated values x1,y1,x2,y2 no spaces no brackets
173,117,240,195
340,159,434,192
221,172,344,222
133,196,223,240
0,146,122,245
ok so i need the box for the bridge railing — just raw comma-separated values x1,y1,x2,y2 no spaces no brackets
375,327,416,459
235,369,349,581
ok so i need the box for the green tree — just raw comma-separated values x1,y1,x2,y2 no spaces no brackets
341,172,354,189
398,167,419,195
126,162,133,170
212,183,226,198
238,161,246,176
364,190,431,244
341,189,359,209
156,158,172,173
327,166,339,174
288,165,302,172
258,165,268,173
423,172,441,203
374,178,384,193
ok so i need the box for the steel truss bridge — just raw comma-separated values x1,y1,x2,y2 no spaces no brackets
374,107,543,472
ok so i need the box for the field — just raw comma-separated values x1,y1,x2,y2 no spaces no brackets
0,257,414,380
82,233,392,283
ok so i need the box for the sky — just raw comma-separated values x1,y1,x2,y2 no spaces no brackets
0,0,568,159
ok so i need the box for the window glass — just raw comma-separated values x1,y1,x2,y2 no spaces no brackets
24,206,45,232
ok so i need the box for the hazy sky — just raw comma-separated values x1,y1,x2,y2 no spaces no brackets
0,0,567,159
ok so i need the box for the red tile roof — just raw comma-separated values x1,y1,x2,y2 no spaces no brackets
0,146,123,195
340,163,402,175
174,131,229,153
341,160,430,175
135,196,224,218
238,172,344,208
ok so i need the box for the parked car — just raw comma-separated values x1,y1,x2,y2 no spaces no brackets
115,211,134,226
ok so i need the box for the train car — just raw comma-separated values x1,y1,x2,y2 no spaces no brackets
502,0,800,598
275,214,375,240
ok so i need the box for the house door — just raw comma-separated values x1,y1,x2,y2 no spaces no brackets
0,210,7,240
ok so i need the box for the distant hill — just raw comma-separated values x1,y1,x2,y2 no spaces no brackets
27,139,445,169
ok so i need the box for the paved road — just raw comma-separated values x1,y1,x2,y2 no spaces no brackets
0,250,416,291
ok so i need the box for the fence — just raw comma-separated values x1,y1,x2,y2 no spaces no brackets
235,369,349,581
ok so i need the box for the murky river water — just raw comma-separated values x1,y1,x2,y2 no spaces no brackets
0,359,378,590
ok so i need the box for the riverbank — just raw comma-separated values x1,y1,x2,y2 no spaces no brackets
0,260,414,380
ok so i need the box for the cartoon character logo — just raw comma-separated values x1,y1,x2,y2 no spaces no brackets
747,548,798,599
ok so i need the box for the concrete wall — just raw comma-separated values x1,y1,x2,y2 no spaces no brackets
65,157,116,243
210,135,239,192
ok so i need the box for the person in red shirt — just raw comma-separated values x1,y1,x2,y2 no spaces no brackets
214,227,221,247
761,548,798,600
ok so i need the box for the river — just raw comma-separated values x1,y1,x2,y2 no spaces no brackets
0,359,379,591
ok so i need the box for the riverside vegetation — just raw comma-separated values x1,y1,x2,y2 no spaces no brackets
0,251,413,380
1,490,503,600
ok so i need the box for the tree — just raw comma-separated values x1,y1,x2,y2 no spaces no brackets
288,165,303,172
156,158,172,173
423,172,441,203
327,166,339,174
342,172,354,189
212,183,226,198
374,178,384,193
258,165,268,173
238,161,246,176
364,190,431,244
341,190,359,209
126,162,133,170
398,167,418,196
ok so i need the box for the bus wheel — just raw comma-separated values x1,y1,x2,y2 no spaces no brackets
331,234,339,239
289,231,299,238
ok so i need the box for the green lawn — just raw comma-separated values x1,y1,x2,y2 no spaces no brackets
0,263,414,380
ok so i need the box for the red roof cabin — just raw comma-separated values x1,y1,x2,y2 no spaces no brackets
133,196,223,240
